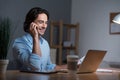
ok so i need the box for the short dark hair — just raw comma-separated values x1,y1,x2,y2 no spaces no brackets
23,7,49,32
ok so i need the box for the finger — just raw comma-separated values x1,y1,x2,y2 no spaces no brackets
30,22,37,31
30,22,34,30
32,22,39,27
33,25,37,31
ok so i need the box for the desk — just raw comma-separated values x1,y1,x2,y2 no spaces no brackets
0,68,120,80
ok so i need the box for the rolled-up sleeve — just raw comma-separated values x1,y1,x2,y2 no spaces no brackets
13,41,42,71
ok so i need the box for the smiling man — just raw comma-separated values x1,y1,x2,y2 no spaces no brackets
12,7,66,72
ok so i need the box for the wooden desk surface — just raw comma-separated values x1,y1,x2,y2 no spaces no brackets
1,68,120,80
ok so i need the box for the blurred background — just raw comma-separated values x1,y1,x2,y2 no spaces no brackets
0,0,120,69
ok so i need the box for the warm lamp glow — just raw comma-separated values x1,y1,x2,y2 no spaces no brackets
112,14,120,24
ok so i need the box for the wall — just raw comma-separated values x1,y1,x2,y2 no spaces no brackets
0,0,71,69
71,0,120,63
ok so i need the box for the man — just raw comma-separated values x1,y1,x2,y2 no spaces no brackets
13,7,66,72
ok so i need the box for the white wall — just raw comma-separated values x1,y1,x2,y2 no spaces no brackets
71,0,120,62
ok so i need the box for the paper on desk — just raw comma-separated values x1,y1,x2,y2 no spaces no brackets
77,56,85,65
97,69,113,73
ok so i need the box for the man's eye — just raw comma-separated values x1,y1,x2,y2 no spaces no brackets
39,21,44,24
36,20,48,24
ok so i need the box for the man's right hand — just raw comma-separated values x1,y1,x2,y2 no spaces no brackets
29,22,39,39
30,22,42,56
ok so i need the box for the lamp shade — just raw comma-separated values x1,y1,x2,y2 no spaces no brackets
112,13,120,24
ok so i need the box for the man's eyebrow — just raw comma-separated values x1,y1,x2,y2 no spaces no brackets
37,20,48,22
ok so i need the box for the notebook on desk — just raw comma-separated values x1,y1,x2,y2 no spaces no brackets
59,49,107,74
20,70,58,74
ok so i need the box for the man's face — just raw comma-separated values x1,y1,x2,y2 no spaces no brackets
34,13,48,36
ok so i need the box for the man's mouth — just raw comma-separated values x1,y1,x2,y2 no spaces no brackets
38,28,46,33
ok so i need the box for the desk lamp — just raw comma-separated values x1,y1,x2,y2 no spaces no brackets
112,13,120,24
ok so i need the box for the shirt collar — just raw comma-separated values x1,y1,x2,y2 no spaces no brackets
25,33,43,45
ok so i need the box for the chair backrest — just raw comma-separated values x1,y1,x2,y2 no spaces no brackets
50,48,56,64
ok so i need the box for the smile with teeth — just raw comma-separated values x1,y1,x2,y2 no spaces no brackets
38,28,45,32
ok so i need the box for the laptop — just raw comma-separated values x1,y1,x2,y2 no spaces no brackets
77,49,107,73
59,49,107,73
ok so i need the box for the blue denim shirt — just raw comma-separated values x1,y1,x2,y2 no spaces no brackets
12,33,56,71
